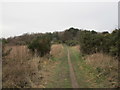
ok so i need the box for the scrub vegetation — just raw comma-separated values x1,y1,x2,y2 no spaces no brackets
1,27,119,88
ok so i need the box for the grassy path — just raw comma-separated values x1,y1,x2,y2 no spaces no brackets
69,47,105,88
45,45,104,88
45,45,72,88
69,47,95,88
67,48,79,88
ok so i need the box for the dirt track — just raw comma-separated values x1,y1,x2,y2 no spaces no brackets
67,48,79,88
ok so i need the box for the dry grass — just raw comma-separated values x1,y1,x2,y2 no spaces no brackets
85,53,118,87
50,44,63,58
72,45,80,52
4,45,31,60
2,45,52,88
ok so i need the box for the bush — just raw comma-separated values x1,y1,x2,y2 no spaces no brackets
65,40,79,46
109,29,120,58
79,29,120,58
79,30,100,54
28,35,51,57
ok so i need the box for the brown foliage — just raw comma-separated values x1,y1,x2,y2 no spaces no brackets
2,45,49,88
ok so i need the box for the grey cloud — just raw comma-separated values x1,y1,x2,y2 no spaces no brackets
1,2,118,38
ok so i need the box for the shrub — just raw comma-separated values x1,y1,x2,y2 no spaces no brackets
65,40,79,46
28,35,51,57
79,29,120,58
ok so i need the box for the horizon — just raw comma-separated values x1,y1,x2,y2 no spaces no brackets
1,27,117,39
1,1,118,38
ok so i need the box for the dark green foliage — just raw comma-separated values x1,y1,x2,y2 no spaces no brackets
2,38,8,44
109,29,120,58
79,29,120,58
79,30,100,54
61,27,79,42
102,31,109,35
28,35,51,57
4,27,119,58
65,40,79,46
52,40,62,44
52,32,60,41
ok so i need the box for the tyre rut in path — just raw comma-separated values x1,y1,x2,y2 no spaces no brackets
67,48,79,88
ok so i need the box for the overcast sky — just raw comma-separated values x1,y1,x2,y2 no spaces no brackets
0,0,119,38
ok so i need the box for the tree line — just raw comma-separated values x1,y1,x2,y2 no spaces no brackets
78,29,120,58
1,28,120,58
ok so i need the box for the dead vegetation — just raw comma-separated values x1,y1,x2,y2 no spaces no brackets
4,45,31,60
50,44,63,58
2,44,64,88
85,53,118,87
2,44,119,88
2,45,53,88
72,45,80,52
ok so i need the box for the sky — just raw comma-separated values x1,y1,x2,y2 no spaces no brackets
0,0,119,38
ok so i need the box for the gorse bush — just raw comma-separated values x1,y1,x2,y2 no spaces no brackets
65,40,79,46
61,27,79,42
79,30,104,54
109,29,120,58
3,27,119,58
79,29,120,58
28,35,51,57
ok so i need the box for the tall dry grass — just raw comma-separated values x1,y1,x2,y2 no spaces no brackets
85,53,118,87
4,45,31,61
50,44,64,58
3,45,48,88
